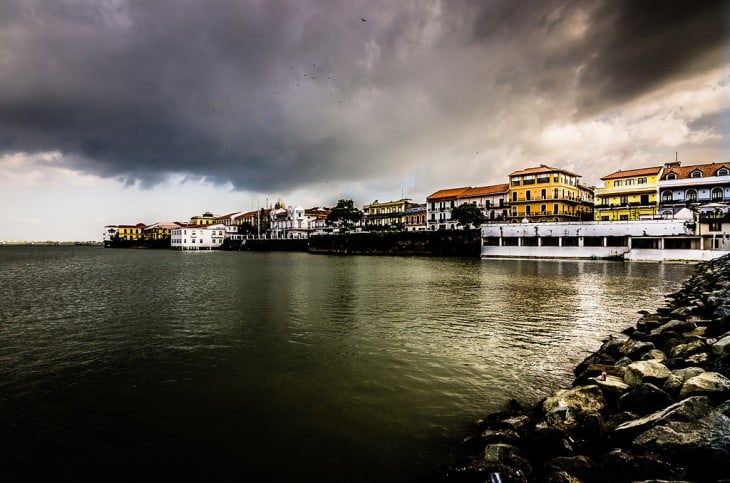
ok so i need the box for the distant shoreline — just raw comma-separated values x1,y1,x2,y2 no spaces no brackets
0,241,103,246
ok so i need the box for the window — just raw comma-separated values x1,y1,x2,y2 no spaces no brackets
626,179,635,185
526,191,531,201
553,188,558,199
638,177,647,184
541,204,547,215
541,189,546,200
512,192,517,202
690,170,703,178
661,191,673,203
614,180,623,187
620,195,629,205
619,214,629,220
553,204,559,215
686,189,698,202
511,178,521,186
709,222,722,232
525,206,531,215
717,168,729,177
511,206,517,216
640,194,650,205
666,173,677,180
712,187,723,201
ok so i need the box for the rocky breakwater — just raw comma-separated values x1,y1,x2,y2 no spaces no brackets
435,255,730,482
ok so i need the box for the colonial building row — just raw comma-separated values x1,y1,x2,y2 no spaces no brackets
104,160,730,246
426,161,730,231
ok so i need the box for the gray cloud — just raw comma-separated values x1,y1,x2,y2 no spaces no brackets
0,0,726,195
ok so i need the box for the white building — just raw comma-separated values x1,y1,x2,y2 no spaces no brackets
170,224,227,250
270,205,331,238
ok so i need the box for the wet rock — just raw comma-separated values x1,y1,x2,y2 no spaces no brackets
573,364,624,387
679,371,730,400
650,319,697,336
668,339,706,359
543,470,582,483
706,315,730,337
640,349,667,361
588,375,629,394
662,367,706,397
631,413,730,481
615,356,633,367
613,396,712,439
685,351,711,368
618,383,674,415
595,449,686,482
624,360,672,387
541,385,605,416
711,334,730,356
542,455,595,481
482,444,532,481
716,353,730,378
619,339,655,360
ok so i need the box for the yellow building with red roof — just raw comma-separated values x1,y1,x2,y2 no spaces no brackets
594,166,663,221
508,165,593,222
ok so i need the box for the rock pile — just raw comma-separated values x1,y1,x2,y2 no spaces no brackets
434,255,730,482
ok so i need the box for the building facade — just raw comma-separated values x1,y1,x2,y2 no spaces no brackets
363,198,417,230
189,212,218,226
170,224,226,250
403,204,427,231
508,165,594,222
594,166,663,221
658,162,730,217
143,222,181,241
458,184,510,223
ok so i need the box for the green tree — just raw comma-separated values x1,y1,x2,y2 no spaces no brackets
451,203,484,229
326,199,363,231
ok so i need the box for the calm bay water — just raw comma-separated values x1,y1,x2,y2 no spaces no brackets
0,246,696,481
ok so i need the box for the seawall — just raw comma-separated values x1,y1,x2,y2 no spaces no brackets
434,254,730,482
308,230,481,257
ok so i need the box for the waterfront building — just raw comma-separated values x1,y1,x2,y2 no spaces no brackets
116,223,146,241
458,184,510,223
427,187,468,230
213,212,247,227
481,218,729,262
102,225,118,244
404,204,427,231
594,166,663,221
657,161,730,217
170,224,226,250
143,222,181,241
427,184,511,230
363,198,418,230
189,211,218,226
269,205,332,238
507,165,594,222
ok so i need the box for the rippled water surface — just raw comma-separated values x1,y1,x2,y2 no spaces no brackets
0,247,696,481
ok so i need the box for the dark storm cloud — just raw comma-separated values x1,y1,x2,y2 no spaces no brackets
0,0,726,192
574,0,727,114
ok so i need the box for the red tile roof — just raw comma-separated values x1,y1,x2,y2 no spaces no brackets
601,166,662,180
461,183,509,197
661,162,730,180
509,164,580,177
427,187,470,200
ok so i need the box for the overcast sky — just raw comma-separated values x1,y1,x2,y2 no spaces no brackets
1,0,728,241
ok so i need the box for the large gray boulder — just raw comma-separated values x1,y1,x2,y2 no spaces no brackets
631,413,730,480
662,367,706,396
541,385,605,416
711,334,730,356
619,339,655,360
650,319,697,336
624,360,672,387
679,371,730,399
613,396,712,439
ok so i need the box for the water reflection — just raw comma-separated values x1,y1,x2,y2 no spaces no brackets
0,247,695,482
